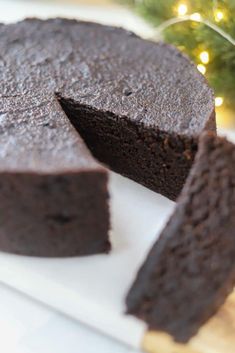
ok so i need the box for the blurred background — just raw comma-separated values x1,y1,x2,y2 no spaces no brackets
0,0,234,129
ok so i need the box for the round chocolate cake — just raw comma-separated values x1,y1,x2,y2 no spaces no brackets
0,18,215,256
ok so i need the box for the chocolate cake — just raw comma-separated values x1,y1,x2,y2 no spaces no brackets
126,132,235,342
0,18,215,256
1,18,215,203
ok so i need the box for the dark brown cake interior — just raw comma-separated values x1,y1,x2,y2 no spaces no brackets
58,97,204,200
126,132,235,342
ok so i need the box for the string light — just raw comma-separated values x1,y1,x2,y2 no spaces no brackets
215,96,224,107
148,3,235,118
177,3,188,16
154,13,235,46
214,10,224,22
199,51,210,64
190,13,202,22
197,64,206,75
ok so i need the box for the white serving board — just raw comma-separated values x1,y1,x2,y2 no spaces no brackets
0,171,175,349
0,130,234,348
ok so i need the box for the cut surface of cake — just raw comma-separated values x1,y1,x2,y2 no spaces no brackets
126,132,235,342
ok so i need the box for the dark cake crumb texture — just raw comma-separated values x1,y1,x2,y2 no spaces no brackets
126,132,235,342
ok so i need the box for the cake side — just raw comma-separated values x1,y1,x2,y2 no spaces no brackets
126,132,235,341
0,171,110,257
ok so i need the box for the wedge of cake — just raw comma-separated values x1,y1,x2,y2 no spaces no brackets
126,132,235,342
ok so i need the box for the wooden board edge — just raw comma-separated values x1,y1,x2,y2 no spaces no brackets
142,290,235,353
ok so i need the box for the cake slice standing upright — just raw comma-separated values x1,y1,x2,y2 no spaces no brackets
126,132,235,342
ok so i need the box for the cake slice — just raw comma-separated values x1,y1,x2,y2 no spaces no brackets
0,94,110,257
126,132,235,341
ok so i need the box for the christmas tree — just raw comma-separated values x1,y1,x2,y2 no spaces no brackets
123,0,235,114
